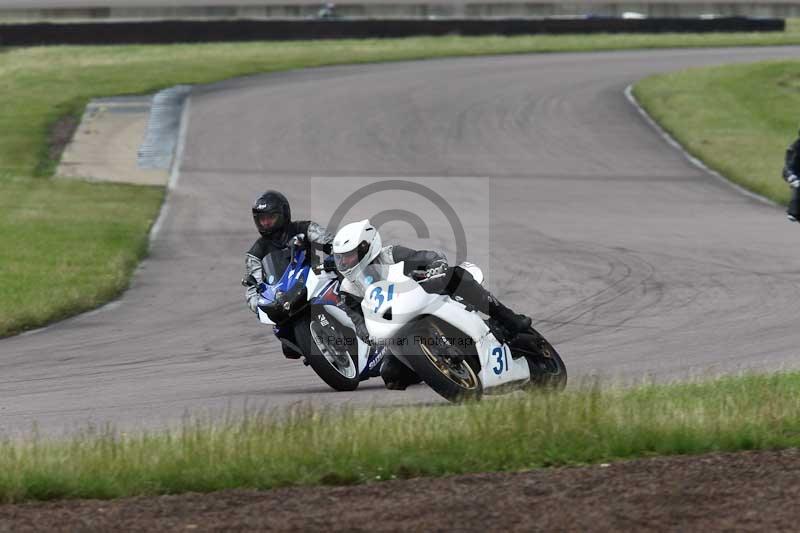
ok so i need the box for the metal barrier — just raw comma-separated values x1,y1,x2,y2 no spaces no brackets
0,16,785,46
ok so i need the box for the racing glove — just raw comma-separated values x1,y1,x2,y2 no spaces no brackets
424,259,448,279
787,174,800,189
411,263,448,296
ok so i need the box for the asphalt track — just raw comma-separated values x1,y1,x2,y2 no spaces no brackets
3,47,800,436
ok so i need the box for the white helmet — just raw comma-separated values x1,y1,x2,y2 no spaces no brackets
332,219,382,282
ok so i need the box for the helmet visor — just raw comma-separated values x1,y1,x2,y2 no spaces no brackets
334,249,361,272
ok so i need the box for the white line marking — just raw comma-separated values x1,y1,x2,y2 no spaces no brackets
624,84,776,207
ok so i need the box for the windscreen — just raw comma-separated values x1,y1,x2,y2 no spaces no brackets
261,248,292,285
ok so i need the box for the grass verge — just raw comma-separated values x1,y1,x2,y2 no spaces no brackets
3,371,800,503
3,27,800,337
633,59,800,205
0,178,163,335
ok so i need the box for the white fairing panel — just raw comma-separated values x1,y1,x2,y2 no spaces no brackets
476,340,531,391
304,268,337,301
361,262,437,340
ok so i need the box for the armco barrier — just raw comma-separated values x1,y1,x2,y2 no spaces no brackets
0,17,785,46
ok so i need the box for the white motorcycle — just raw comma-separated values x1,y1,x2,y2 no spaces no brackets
359,261,566,402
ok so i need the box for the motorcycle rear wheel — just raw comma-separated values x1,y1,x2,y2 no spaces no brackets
510,328,567,391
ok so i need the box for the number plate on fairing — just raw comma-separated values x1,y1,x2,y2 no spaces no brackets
368,283,396,315
479,344,530,391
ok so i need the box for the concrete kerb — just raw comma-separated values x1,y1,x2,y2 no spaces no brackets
149,91,193,243
624,83,776,207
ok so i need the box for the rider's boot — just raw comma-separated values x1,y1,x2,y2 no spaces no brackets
488,295,532,336
453,276,531,336
788,188,800,223
380,353,422,390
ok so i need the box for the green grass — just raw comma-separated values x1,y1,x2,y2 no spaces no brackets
3,29,800,333
634,59,800,205
4,371,800,503
0,177,163,335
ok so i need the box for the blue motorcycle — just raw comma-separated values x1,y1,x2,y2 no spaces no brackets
243,235,384,391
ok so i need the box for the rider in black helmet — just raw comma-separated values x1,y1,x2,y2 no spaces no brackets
783,129,800,222
252,190,292,239
245,191,333,319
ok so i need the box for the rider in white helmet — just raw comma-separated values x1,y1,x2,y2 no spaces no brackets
332,219,532,390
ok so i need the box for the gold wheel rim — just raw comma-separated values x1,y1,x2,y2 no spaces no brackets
419,342,479,390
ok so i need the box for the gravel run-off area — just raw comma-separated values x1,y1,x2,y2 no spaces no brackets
3,449,800,531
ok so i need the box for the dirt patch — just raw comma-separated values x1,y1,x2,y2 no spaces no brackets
43,113,80,175
2,448,799,532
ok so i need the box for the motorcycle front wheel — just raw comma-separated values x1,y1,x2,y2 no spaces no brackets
400,317,482,403
295,311,360,392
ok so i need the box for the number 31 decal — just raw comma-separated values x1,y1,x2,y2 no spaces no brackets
370,284,395,313
492,346,509,375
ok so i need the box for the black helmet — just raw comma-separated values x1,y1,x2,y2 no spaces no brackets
252,190,291,237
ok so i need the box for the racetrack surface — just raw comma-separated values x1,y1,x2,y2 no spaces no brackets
3,47,800,436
